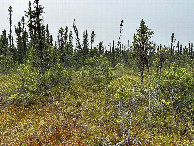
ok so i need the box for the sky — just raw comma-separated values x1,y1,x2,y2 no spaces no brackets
0,0,194,47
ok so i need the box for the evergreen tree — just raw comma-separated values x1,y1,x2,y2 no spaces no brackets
82,30,89,62
170,33,175,55
35,0,44,74
0,29,14,72
90,31,95,50
73,19,81,50
111,40,116,67
68,30,73,56
133,19,154,84
8,6,13,48
118,20,124,46
57,26,73,68
15,21,22,62
25,0,45,74
25,1,34,44
58,27,65,64
170,33,176,63
8,5,16,60
45,24,53,46
64,26,69,66
98,41,104,57
15,17,28,64
66,30,74,67
73,19,82,68
21,16,28,60
0,30,8,57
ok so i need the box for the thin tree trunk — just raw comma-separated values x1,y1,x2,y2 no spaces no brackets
119,100,125,139
127,112,132,143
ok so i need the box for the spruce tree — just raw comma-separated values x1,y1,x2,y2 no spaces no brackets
98,41,104,57
0,30,8,57
133,19,154,84
8,5,17,61
8,6,13,48
73,19,82,68
25,0,45,74
35,0,44,74
25,1,34,44
15,17,28,64
67,30,74,67
68,30,73,56
64,26,69,66
21,17,28,61
111,40,116,67
91,31,95,50
45,24,53,46
58,27,65,64
15,21,22,62
83,30,89,62
170,33,176,63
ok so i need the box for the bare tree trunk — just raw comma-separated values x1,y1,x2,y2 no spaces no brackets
126,112,132,143
119,100,125,139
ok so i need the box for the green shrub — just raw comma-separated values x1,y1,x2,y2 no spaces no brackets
159,63,194,119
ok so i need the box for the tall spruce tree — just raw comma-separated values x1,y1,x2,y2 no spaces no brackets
82,30,89,62
58,27,65,64
133,19,155,124
64,26,69,66
90,31,95,50
170,33,175,56
8,5,16,60
8,6,13,48
25,0,45,74
170,33,176,64
0,30,8,57
35,0,44,74
98,41,104,57
67,30,74,67
25,1,34,44
15,17,28,64
111,40,116,67
68,30,73,56
73,20,82,68
15,21,22,62
133,19,154,84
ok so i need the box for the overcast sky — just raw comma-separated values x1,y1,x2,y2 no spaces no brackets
0,0,194,47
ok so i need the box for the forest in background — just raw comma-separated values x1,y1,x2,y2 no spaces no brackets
0,0,193,145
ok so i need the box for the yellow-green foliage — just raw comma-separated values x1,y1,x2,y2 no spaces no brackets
0,73,19,100
106,76,139,100
0,63,193,145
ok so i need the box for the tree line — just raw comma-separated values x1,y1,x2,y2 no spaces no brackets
0,0,193,76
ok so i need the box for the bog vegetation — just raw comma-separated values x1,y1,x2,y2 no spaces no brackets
0,0,193,145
